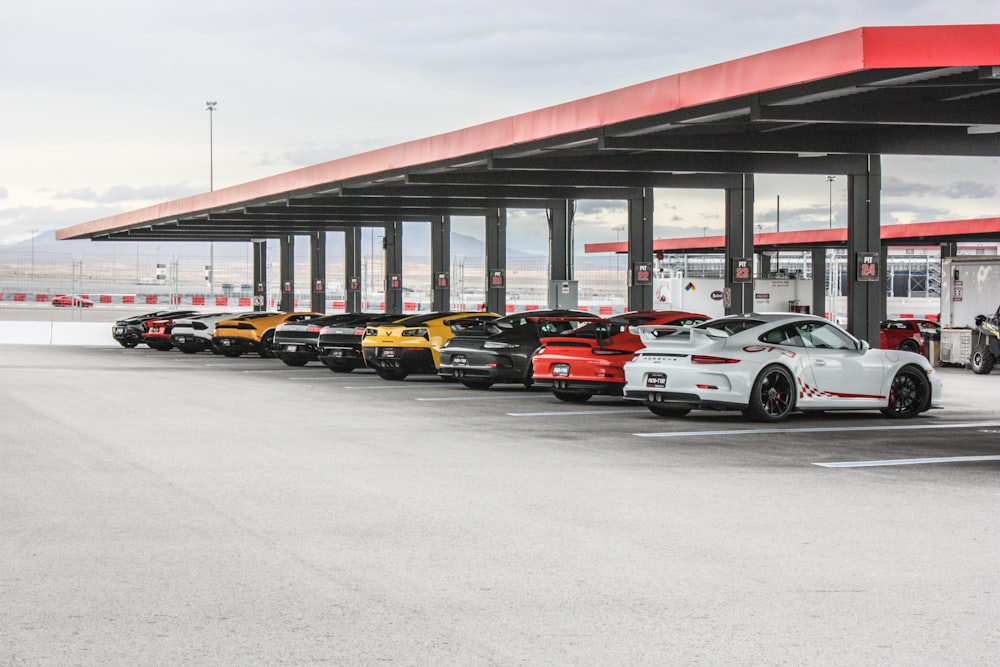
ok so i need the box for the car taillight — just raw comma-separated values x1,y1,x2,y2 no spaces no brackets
353,328,365,336
691,355,740,364
364,327,379,337
592,348,631,355
306,325,321,333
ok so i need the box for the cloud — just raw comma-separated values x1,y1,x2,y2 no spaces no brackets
53,184,204,204
0,186,8,200
945,180,997,199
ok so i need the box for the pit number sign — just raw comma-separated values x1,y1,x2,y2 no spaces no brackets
856,252,880,282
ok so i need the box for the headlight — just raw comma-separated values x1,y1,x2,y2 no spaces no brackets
401,328,429,339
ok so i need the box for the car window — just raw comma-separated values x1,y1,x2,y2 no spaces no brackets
698,318,765,335
760,325,804,347
793,321,856,350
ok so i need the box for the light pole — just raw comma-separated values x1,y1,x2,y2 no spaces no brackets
30,228,38,285
827,175,835,228
206,100,217,295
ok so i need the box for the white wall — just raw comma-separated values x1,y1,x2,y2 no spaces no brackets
0,321,116,345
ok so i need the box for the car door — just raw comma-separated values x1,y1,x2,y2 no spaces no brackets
794,321,886,408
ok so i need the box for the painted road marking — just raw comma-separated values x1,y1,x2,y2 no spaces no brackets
417,395,532,402
634,421,1000,438
509,408,650,417
815,455,1000,468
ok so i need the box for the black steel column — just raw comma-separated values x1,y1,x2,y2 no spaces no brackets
345,227,362,313
431,216,451,311
384,222,403,315
812,248,827,318
310,231,326,313
485,208,507,315
252,239,267,312
279,234,295,312
627,189,654,311
724,175,754,314
845,155,882,346
548,201,573,282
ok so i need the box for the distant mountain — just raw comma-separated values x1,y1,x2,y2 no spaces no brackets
10,228,544,259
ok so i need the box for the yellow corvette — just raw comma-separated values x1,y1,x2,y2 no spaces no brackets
213,311,322,358
362,310,500,380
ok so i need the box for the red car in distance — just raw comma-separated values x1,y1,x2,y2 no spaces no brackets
879,318,939,354
51,294,93,307
532,310,709,403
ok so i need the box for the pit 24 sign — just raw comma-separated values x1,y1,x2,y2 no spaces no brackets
856,253,880,282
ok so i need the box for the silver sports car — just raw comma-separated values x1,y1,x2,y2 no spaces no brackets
623,313,943,422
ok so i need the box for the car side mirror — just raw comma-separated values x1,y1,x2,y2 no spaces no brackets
859,339,871,353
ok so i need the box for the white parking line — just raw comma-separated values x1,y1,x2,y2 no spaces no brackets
509,408,650,417
814,455,1000,468
341,384,426,390
417,395,531,402
634,421,1000,438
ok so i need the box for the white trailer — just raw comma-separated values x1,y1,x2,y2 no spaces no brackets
939,256,1000,371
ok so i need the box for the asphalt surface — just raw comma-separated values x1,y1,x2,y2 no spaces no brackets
2,344,999,666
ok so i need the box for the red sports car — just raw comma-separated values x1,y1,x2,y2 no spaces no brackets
879,318,939,354
532,310,709,402
51,294,93,307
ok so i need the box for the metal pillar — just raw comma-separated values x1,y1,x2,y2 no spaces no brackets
279,234,295,312
344,227,363,313
431,216,451,311
845,155,882,346
547,201,573,282
384,222,404,315
811,248,827,317
724,175,755,314
252,239,267,312
627,189,655,311
485,208,507,315
310,231,327,313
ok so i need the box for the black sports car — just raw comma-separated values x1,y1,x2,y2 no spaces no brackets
272,313,376,367
316,313,404,373
437,309,598,389
111,309,200,348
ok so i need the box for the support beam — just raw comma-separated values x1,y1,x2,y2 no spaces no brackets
627,189,655,311
310,231,327,313
485,208,507,315
724,175,755,314
547,201,573,282
252,239,267,312
845,155,882,346
344,228,362,312
279,235,295,312
812,249,827,317
431,216,451,311
384,222,403,315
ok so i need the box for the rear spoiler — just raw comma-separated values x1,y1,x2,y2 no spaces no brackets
629,324,730,344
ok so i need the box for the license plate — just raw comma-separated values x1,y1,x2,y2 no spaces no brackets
330,349,344,358
175,336,188,343
286,345,297,352
114,327,124,335
552,363,570,377
382,348,396,359
453,355,467,366
646,373,667,388
220,339,231,346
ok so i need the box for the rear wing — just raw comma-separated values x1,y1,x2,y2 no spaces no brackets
628,324,730,345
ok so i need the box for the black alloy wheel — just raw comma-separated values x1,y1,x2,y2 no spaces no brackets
881,365,931,418
745,364,795,423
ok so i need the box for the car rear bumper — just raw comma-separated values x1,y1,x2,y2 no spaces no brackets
363,346,436,373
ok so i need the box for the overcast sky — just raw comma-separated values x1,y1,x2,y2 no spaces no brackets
3,0,1000,252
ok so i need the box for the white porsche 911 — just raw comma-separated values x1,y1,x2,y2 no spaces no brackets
623,313,942,422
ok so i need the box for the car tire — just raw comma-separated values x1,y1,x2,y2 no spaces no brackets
280,357,308,367
179,347,199,355
222,350,241,358
881,364,931,418
970,344,995,375
376,368,408,381
897,339,919,353
553,390,591,403
745,364,796,423
644,403,691,418
258,331,276,358
460,380,494,390
329,366,354,373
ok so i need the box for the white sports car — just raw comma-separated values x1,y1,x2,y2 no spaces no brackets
623,313,943,422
